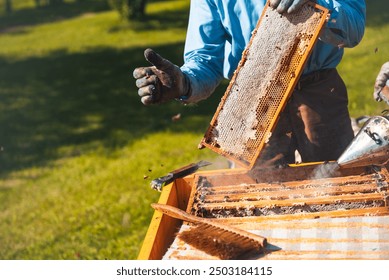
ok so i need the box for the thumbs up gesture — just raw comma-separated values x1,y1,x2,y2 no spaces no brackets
133,49,191,105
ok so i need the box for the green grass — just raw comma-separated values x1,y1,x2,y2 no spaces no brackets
0,0,388,259
338,1,389,116
0,0,225,260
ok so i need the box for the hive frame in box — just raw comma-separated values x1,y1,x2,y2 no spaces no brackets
200,2,329,169
138,163,389,260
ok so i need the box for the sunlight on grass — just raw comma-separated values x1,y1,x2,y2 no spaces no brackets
339,22,389,116
1,0,388,260
0,131,221,259
0,10,187,59
0,0,195,259
2,0,39,11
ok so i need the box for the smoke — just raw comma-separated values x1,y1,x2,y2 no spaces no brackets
309,162,340,180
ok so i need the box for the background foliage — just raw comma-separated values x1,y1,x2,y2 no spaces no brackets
108,0,148,20
0,0,388,259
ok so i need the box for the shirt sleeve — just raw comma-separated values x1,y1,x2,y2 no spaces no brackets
316,0,366,48
180,0,226,103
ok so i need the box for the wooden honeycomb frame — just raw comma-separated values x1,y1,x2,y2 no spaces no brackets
200,2,329,169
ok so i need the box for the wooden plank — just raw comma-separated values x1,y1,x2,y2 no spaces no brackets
137,176,193,260
199,164,369,185
199,192,385,210
234,220,389,230
200,184,379,203
201,175,377,191
213,207,389,224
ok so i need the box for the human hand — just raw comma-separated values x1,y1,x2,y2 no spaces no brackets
133,49,190,105
373,62,389,104
269,0,310,14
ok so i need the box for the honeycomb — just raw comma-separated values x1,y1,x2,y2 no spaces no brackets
200,2,329,168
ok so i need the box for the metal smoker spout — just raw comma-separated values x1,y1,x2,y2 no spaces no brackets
337,116,389,168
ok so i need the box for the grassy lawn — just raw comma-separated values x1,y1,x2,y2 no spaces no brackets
0,0,388,259
339,1,389,116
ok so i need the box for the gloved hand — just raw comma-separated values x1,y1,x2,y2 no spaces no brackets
133,49,191,105
373,62,389,104
269,0,309,14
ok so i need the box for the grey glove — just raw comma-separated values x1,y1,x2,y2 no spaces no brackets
133,49,191,105
373,62,389,104
269,0,309,14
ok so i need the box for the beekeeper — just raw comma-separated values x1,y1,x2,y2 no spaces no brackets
133,0,366,166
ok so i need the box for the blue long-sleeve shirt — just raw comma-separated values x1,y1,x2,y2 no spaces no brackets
181,0,366,103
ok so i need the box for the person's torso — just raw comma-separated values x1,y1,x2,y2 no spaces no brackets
211,0,343,78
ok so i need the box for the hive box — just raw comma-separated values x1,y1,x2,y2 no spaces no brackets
138,163,389,260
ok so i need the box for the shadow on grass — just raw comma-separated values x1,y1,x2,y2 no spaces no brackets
1,0,190,34
132,2,190,31
0,43,226,175
366,0,389,28
0,0,110,32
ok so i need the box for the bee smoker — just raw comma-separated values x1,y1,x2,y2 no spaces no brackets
337,115,389,168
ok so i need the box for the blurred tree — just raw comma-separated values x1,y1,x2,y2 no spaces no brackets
109,0,147,20
48,0,64,5
5,0,12,14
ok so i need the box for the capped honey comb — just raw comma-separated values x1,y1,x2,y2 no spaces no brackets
200,2,329,168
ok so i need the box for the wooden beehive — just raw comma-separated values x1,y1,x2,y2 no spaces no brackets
138,163,389,260
137,2,389,261
200,2,329,168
